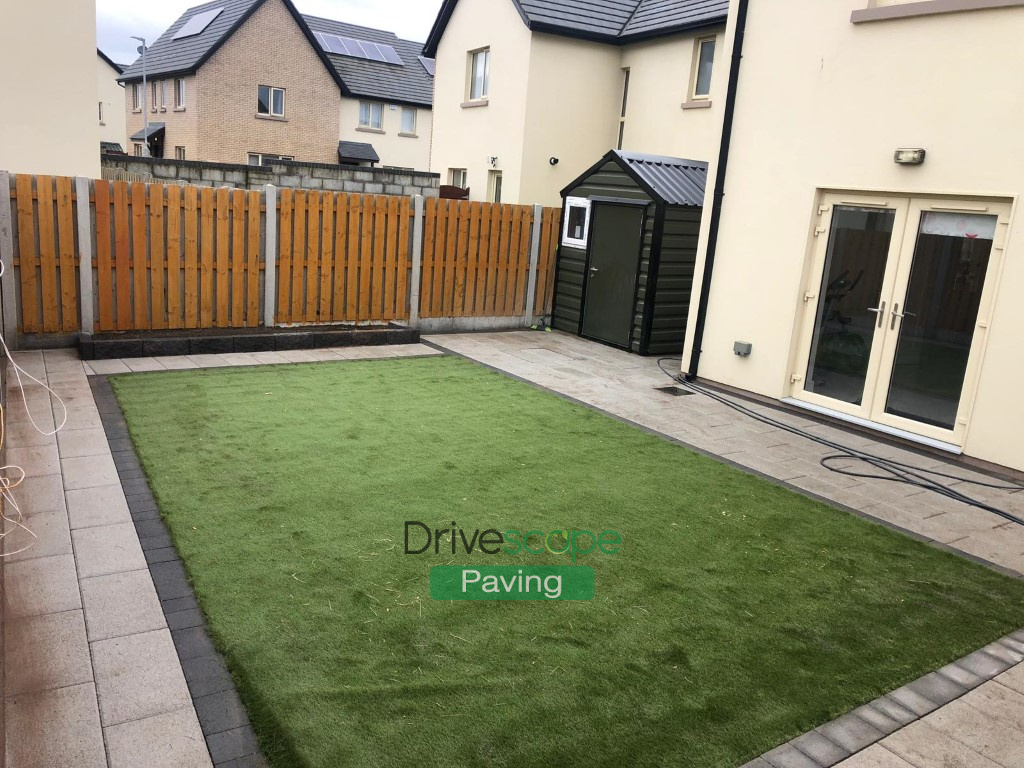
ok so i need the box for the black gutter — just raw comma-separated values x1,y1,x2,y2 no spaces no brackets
684,0,750,381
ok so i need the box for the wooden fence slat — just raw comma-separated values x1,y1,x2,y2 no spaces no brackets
55,177,78,332
396,197,411,319
537,208,558,315
442,201,459,316
246,190,261,327
422,197,437,317
166,185,182,329
94,181,114,331
359,196,374,319
15,176,40,332
318,192,334,322
199,187,215,328
114,182,133,330
483,203,501,316
495,205,513,316
36,177,60,332
230,189,246,327
384,195,399,319
345,195,361,320
277,188,293,324
184,185,199,329
130,182,150,330
215,188,230,328
149,185,166,330
304,190,321,324
290,190,307,323
514,207,533,314
332,194,349,322
472,201,490,316
371,196,387,319
464,202,483,316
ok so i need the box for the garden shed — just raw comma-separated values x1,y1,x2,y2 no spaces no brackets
551,150,707,355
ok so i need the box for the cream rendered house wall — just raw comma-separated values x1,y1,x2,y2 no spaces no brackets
428,0,533,203
619,32,723,159
339,100,433,169
518,34,621,206
98,56,127,150
682,0,1024,470
0,0,99,177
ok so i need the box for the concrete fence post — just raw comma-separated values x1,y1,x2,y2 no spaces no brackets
0,171,18,350
263,185,277,328
409,195,425,327
74,177,94,337
525,204,543,327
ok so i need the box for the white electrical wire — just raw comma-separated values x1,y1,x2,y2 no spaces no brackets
0,258,70,557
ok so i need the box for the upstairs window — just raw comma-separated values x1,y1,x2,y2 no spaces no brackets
174,78,186,108
468,48,490,100
359,101,383,130
258,85,285,117
159,80,167,110
692,38,716,99
401,107,417,135
132,83,141,111
151,81,158,111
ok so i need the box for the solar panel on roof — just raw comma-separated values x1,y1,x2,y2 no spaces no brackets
417,56,436,76
311,30,404,66
172,7,224,40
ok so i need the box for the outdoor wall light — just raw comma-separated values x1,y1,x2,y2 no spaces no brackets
549,157,559,166
894,148,926,165
487,156,498,167
734,341,752,357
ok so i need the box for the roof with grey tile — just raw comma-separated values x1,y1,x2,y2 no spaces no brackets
338,141,380,163
423,0,727,56
118,0,434,108
302,15,435,107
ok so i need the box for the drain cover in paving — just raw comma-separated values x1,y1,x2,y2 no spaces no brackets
654,386,693,397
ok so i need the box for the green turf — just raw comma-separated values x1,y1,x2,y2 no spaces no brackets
111,356,1024,768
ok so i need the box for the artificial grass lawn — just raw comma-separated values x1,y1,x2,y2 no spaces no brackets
111,356,1024,768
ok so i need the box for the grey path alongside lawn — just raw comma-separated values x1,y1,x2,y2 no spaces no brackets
2,344,441,767
424,330,1024,768
3,332,1022,768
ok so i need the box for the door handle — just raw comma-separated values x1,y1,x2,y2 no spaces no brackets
589,267,599,275
890,304,916,330
867,301,886,328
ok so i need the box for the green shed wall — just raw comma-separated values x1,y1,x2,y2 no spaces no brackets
644,206,703,355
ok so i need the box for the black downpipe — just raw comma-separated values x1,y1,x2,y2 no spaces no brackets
684,0,750,381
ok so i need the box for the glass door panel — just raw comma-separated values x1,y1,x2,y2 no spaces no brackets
804,206,896,406
882,212,996,430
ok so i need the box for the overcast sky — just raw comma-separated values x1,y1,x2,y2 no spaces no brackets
96,0,444,65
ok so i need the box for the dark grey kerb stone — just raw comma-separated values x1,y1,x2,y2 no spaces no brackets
190,337,233,355
983,640,1024,666
232,334,276,353
850,702,909,736
143,338,190,357
906,671,968,707
182,653,235,699
274,332,314,351
885,687,942,718
789,729,850,766
935,661,986,692
206,724,262,764
957,649,1014,679
171,626,217,661
194,688,250,736
762,743,820,768
815,713,884,754
93,339,144,360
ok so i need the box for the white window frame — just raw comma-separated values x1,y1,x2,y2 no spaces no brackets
132,83,142,111
151,81,159,112
258,85,285,117
488,169,502,203
448,168,467,188
175,146,186,160
174,78,186,109
691,37,716,100
561,196,592,248
99,101,104,124
159,80,167,110
247,152,294,166
400,107,417,135
359,101,384,130
468,48,490,101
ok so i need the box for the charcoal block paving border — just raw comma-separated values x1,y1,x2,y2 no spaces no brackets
90,375,269,768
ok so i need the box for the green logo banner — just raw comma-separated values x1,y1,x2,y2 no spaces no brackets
430,566,595,601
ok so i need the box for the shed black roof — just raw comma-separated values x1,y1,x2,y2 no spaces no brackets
424,0,727,56
563,150,708,207
118,0,434,108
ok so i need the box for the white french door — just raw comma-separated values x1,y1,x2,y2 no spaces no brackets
791,192,1009,447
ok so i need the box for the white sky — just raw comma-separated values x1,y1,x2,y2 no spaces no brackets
96,0,444,65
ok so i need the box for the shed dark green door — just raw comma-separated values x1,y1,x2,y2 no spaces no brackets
581,204,643,347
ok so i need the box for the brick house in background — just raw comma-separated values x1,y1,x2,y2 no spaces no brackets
118,0,434,170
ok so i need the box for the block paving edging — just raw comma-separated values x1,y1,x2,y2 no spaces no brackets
90,375,269,768
742,630,1024,768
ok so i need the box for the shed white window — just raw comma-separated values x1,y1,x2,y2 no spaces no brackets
258,85,285,117
468,48,490,100
562,196,592,248
174,78,186,108
692,37,716,99
359,101,383,130
401,107,417,135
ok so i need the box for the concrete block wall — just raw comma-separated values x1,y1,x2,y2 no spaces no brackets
101,156,440,197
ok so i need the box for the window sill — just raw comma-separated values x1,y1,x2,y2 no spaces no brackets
356,126,385,134
256,113,287,122
173,107,186,112
461,99,489,109
851,0,1024,23
398,132,418,138
132,109,142,113
160,108,167,113
681,100,712,110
